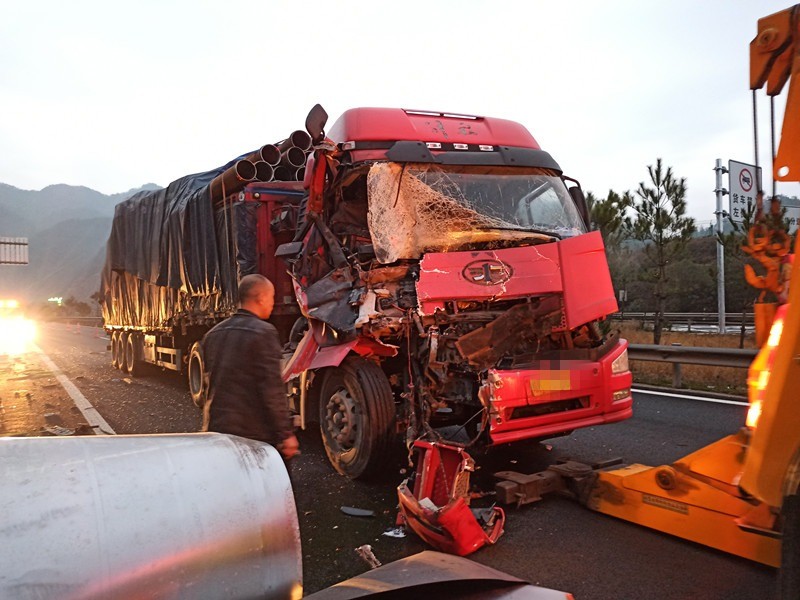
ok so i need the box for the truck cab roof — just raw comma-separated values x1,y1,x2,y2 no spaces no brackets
327,107,541,149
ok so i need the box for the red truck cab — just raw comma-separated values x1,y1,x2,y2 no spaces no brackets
277,107,632,478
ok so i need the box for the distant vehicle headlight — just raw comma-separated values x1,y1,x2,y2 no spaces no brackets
0,317,37,355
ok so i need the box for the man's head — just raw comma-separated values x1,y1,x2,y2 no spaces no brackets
238,274,275,320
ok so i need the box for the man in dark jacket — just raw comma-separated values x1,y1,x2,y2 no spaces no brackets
201,274,299,460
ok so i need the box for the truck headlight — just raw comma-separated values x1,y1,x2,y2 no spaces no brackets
611,349,629,374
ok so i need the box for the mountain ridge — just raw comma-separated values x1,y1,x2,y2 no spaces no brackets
0,182,162,305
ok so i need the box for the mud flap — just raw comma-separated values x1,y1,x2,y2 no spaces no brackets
397,440,505,556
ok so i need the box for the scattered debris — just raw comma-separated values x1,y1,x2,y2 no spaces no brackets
382,527,406,539
355,544,382,569
44,413,64,426
340,506,375,518
43,425,75,436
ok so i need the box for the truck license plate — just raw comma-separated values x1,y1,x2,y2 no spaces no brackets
530,371,571,395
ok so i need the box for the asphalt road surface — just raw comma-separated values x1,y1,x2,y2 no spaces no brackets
0,321,778,599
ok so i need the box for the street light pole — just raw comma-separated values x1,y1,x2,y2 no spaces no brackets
713,159,728,334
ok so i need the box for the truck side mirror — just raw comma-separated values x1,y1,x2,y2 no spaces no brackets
568,184,590,229
305,104,328,145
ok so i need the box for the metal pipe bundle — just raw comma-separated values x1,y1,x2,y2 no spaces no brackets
280,146,306,169
272,165,292,181
213,129,314,196
254,161,275,182
209,159,257,203
278,130,312,152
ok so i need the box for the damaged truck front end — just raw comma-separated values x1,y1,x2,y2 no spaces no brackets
282,108,632,479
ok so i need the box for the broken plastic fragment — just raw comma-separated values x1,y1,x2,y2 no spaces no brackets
340,506,375,518
355,544,382,569
382,527,407,539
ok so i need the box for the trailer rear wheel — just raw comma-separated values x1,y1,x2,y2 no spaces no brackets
319,357,396,479
187,342,206,408
111,332,121,369
124,333,143,376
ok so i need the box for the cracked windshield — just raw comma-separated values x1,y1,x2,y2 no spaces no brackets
367,163,585,262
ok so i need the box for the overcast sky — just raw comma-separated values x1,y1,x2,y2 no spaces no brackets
2,0,797,226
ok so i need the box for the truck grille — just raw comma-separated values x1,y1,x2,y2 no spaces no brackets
510,397,589,419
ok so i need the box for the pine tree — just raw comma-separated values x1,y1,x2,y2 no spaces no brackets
626,159,696,344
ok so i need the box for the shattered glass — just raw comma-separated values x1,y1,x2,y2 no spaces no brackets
366,163,585,263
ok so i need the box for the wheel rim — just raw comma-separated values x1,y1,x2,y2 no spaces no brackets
324,388,361,453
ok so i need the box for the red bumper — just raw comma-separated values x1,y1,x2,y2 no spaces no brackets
487,339,633,445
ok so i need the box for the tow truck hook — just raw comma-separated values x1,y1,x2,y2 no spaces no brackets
493,457,624,508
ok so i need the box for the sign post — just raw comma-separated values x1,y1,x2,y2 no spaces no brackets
713,160,728,334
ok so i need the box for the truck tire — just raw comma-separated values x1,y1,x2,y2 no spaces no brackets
111,332,121,369
319,357,396,479
781,492,800,599
187,342,206,408
124,333,144,377
119,332,131,372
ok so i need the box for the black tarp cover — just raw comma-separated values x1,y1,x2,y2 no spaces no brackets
101,164,259,330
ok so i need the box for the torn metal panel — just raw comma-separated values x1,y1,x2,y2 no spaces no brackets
558,231,618,328
416,245,563,315
304,550,573,599
455,296,563,370
397,441,504,557
282,323,398,382
304,267,358,333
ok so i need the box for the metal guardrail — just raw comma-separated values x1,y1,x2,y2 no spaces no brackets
628,343,757,388
50,317,104,327
613,312,754,328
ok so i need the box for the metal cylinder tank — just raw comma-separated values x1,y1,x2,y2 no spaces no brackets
0,433,302,600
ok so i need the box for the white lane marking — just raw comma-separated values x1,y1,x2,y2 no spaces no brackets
632,387,749,407
33,344,116,435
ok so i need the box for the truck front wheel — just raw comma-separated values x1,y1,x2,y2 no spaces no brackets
187,342,206,408
319,357,396,479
